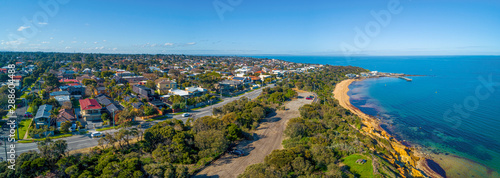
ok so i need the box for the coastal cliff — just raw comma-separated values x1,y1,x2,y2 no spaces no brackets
333,79,440,178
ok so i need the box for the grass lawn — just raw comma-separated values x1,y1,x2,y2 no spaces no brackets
17,119,32,140
32,134,73,142
146,115,169,122
27,106,35,113
20,91,29,98
96,126,120,131
342,154,374,178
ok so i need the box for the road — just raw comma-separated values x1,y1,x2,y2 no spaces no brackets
0,84,274,160
171,85,273,122
195,90,314,178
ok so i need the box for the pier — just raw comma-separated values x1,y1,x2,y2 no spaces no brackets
399,77,412,81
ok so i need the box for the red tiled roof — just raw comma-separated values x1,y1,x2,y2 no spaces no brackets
60,79,79,83
57,109,76,122
67,83,81,86
250,76,261,81
79,98,102,110
12,76,22,80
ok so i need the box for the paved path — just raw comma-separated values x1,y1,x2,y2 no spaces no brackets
0,84,274,161
195,90,314,178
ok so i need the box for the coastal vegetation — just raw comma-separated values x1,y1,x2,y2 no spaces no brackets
240,66,421,177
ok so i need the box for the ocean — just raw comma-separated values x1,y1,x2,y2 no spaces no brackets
250,55,500,175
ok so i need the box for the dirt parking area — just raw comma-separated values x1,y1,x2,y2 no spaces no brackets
195,91,314,178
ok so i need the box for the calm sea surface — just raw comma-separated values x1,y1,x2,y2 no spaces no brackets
250,55,500,173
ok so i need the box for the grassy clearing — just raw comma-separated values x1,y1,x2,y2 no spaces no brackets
342,154,373,178
33,134,73,141
146,115,169,122
18,119,32,140
96,126,119,131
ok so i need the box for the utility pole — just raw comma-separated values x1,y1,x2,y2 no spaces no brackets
112,111,115,128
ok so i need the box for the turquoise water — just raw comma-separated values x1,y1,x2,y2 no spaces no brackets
249,55,500,173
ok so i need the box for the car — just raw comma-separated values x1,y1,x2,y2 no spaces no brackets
24,112,32,117
182,113,190,117
306,96,314,100
230,149,245,156
91,132,104,138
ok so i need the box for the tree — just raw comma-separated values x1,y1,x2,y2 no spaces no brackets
144,105,157,116
100,71,115,78
44,73,60,88
195,129,228,158
226,124,242,141
60,121,72,133
145,80,156,90
101,112,110,123
81,79,97,86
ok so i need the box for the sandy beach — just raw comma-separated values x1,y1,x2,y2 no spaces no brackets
333,79,500,178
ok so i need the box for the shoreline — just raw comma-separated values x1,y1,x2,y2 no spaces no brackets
333,79,438,177
333,79,499,178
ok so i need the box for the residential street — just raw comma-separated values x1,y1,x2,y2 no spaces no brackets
0,84,274,161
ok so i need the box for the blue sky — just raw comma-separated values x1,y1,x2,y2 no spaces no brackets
1,0,499,55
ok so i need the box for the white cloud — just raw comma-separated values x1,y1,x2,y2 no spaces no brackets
71,41,77,43
186,42,196,45
1,38,26,46
59,40,64,44
65,46,71,49
17,26,30,31
38,22,48,25
103,40,107,42
164,43,174,46
94,41,98,44
50,37,54,40
41,41,50,44
112,48,118,51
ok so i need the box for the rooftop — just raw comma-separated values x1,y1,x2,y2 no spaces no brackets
35,104,53,119
79,98,102,110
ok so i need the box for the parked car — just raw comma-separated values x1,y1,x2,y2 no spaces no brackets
91,132,104,138
306,96,314,100
24,112,32,117
182,113,190,117
230,149,245,156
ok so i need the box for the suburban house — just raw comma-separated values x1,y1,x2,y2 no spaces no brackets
156,79,177,95
218,80,244,93
55,108,76,129
185,87,207,96
123,76,147,86
346,74,357,78
133,84,154,100
235,66,251,74
50,91,70,98
231,77,251,83
79,98,102,122
169,89,191,97
59,84,85,98
96,94,123,121
34,104,52,129
54,95,71,105
250,76,261,83
94,86,107,95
